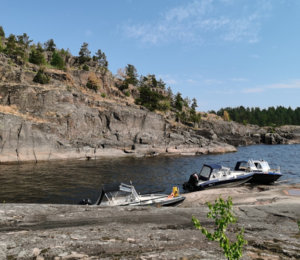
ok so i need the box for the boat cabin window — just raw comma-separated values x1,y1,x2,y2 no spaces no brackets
238,162,248,170
255,163,262,169
199,166,212,178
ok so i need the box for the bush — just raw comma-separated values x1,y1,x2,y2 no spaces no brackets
86,72,100,92
82,64,89,71
157,100,171,112
33,67,50,84
192,196,247,260
50,51,65,70
124,91,130,97
101,93,106,98
135,87,165,112
29,47,46,65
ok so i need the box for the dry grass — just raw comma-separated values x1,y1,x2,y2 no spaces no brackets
0,105,48,123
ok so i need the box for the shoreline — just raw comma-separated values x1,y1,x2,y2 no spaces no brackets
1,183,300,259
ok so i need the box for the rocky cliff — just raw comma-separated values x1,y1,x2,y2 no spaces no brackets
0,52,299,164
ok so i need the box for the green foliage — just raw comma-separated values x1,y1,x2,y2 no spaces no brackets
101,93,106,98
217,105,300,127
157,100,171,112
191,98,198,110
192,196,247,260
50,50,65,70
125,64,138,86
0,26,5,37
95,49,108,68
166,86,174,101
124,91,130,97
29,45,46,65
175,92,183,111
135,87,165,112
82,64,89,71
86,81,99,91
203,113,208,117
242,120,247,126
33,67,50,84
44,39,56,52
17,33,33,47
297,220,300,231
190,112,201,126
59,48,70,55
79,42,91,64
157,78,166,89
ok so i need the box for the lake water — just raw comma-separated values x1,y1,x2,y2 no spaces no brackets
1,144,300,204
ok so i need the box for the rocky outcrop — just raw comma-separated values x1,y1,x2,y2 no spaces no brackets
0,52,299,163
1,184,300,259
0,83,237,164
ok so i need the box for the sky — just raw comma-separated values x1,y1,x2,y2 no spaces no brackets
1,0,300,112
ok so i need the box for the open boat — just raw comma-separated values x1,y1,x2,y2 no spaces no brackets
79,183,185,207
234,159,282,184
182,164,253,192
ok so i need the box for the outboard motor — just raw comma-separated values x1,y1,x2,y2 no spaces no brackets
182,173,199,192
78,198,92,205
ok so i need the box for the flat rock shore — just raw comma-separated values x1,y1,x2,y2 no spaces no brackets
1,183,300,260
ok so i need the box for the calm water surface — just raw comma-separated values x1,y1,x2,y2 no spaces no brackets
1,144,300,204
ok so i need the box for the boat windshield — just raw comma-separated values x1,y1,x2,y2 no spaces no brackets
199,166,212,178
247,160,256,169
258,162,270,171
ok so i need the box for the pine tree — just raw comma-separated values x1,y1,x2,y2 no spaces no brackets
166,86,174,101
175,92,183,111
95,49,108,68
0,26,5,37
125,64,138,86
17,33,33,47
78,42,91,64
191,98,198,111
44,39,56,52
157,78,166,89
29,44,46,65
6,34,17,54
50,50,65,69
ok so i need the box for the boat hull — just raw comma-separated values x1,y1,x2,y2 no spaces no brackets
247,172,282,184
183,175,252,192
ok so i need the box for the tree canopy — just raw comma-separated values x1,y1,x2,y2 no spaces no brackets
216,106,300,126
78,42,91,64
44,39,56,52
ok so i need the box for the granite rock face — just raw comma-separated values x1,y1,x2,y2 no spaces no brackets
0,52,299,163
0,83,237,163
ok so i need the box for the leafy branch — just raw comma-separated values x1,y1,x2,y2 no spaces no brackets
192,196,247,260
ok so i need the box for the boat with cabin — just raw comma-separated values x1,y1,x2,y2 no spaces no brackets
182,164,253,192
234,159,282,184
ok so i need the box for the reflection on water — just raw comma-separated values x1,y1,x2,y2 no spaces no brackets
1,144,300,204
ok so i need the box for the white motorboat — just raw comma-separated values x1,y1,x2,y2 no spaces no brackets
79,183,185,207
234,159,283,184
183,164,253,192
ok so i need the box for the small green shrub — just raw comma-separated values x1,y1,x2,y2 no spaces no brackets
297,220,300,231
82,64,89,71
50,50,65,70
242,120,247,126
101,93,106,98
124,91,130,97
192,196,247,260
66,86,72,91
203,113,208,117
157,100,171,112
33,67,50,84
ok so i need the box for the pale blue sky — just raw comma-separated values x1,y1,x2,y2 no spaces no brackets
1,0,300,111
